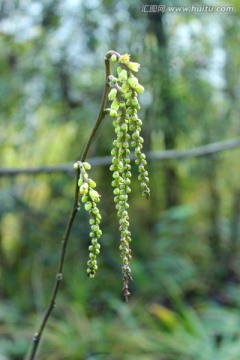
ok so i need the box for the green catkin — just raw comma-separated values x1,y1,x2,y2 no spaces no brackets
109,53,150,300
73,53,150,299
73,161,102,278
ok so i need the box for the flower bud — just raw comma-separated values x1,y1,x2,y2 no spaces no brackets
121,124,128,132
83,162,91,170
114,188,120,195
73,162,79,169
80,183,89,195
91,224,99,232
117,66,122,75
111,99,120,111
111,54,117,62
89,179,96,188
121,83,130,93
128,76,139,88
118,69,128,82
110,164,116,171
81,194,89,203
85,201,92,211
110,109,118,117
91,207,99,215
122,91,132,100
131,97,139,106
126,108,133,115
78,177,83,187
108,88,118,100
135,84,145,93
89,189,101,202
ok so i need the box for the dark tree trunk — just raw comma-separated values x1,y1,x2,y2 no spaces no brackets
147,9,180,208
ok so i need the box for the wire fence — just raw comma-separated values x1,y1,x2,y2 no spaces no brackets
0,138,240,177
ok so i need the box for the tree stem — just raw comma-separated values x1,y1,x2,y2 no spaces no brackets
80,51,119,161
26,52,114,360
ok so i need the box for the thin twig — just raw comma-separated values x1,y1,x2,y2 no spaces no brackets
79,51,115,160
25,52,114,360
1,138,240,177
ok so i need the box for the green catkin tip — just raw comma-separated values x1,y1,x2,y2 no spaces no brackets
88,273,95,278
73,162,79,169
78,164,102,279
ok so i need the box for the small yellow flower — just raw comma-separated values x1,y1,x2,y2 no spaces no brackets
127,62,141,72
119,53,131,64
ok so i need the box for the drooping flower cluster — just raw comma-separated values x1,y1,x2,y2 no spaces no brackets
107,53,150,299
73,161,102,278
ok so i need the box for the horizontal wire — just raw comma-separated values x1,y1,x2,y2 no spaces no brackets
0,138,239,177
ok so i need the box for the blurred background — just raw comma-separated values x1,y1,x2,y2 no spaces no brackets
0,0,240,359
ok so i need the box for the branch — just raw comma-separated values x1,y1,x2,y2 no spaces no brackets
25,53,113,360
2,138,240,177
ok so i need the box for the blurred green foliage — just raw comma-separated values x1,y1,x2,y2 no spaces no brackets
0,0,240,359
